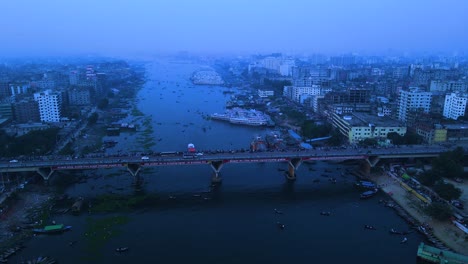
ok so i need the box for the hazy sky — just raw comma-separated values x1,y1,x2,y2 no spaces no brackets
1,0,467,56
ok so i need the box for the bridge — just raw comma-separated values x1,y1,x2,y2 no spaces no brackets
0,144,456,184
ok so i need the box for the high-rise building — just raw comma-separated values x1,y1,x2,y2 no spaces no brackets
13,97,40,123
34,90,62,123
68,87,91,106
397,88,432,123
0,82,11,99
443,93,468,120
283,85,322,102
69,70,79,85
429,80,467,93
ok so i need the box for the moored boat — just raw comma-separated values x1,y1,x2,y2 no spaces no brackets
355,180,377,189
360,188,378,199
116,247,129,253
33,224,72,234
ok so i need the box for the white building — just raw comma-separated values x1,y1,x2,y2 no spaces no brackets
279,59,295,76
397,88,432,123
443,93,468,120
34,90,62,123
429,80,467,93
283,85,322,102
261,57,281,72
258,89,274,98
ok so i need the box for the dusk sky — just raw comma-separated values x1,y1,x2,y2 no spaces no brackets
1,0,467,56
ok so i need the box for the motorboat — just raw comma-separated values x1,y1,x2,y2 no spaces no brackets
364,225,376,230
360,189,378,199
116,247,129,253
274,209,283,215
277,222,285,230
320,211,331,216
401,237,408,244
355,180,376,189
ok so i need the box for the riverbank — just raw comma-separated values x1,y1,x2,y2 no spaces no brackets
0,187,54,260
372,172,468,255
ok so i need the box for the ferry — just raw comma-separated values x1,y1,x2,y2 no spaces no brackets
210,108,271,126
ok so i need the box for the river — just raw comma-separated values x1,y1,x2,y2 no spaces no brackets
9,59,424,264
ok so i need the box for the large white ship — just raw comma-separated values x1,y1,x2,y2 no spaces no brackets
211,108,273,126
191,70,224,85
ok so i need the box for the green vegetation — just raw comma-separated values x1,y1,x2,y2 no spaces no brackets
426,202,453,221
58,142,75,156
88,112,99,125
97,98,109,110
433,182,463,201
301,121,332,139
91,193,160,212
0,128,60,157
431,147,464,179
360,138,378,147
262,78,291,94
417,147,464,200
83,215,129,261
387,131,423,145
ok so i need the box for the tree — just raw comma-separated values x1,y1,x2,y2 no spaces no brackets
88,112,99,125
417,170,441,187
433,181,462,201
387,132,404,145
426,202,453,221
328,129,344,146
301,121,331,139
360,138,378,147
403,130,423,145
97,98,109,110
432,149,464,179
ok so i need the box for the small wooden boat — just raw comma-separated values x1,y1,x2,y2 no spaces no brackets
116,247,129,253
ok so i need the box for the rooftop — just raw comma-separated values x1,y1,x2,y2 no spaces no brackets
339,112,402,127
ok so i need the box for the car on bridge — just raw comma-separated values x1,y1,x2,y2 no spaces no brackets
141,156,150,160
9,159,18,163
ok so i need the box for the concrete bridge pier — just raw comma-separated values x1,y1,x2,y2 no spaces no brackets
366,156,381,167
36,168,55,183
286,158,303,181
210,161,224,184
360,161,371,176
127,164,142,182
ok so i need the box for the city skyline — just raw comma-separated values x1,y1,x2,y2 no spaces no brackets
0,0,467,57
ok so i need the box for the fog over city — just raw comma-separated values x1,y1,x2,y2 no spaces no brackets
1,0,467,57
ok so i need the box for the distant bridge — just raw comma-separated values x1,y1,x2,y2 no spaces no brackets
0,144,458,183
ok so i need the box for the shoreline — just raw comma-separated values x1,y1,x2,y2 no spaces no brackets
372,171,468,255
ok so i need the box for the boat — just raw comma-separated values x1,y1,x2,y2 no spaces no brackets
274,209,283,215
417,242,468,263
71,197,84,214
277,222,285,230
355,180,376,189
33,224,72,234
400,237,408,244
116,247,129,253
364,225,376,230
320,211,331,216
360,188,378,199
210,108,272,126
